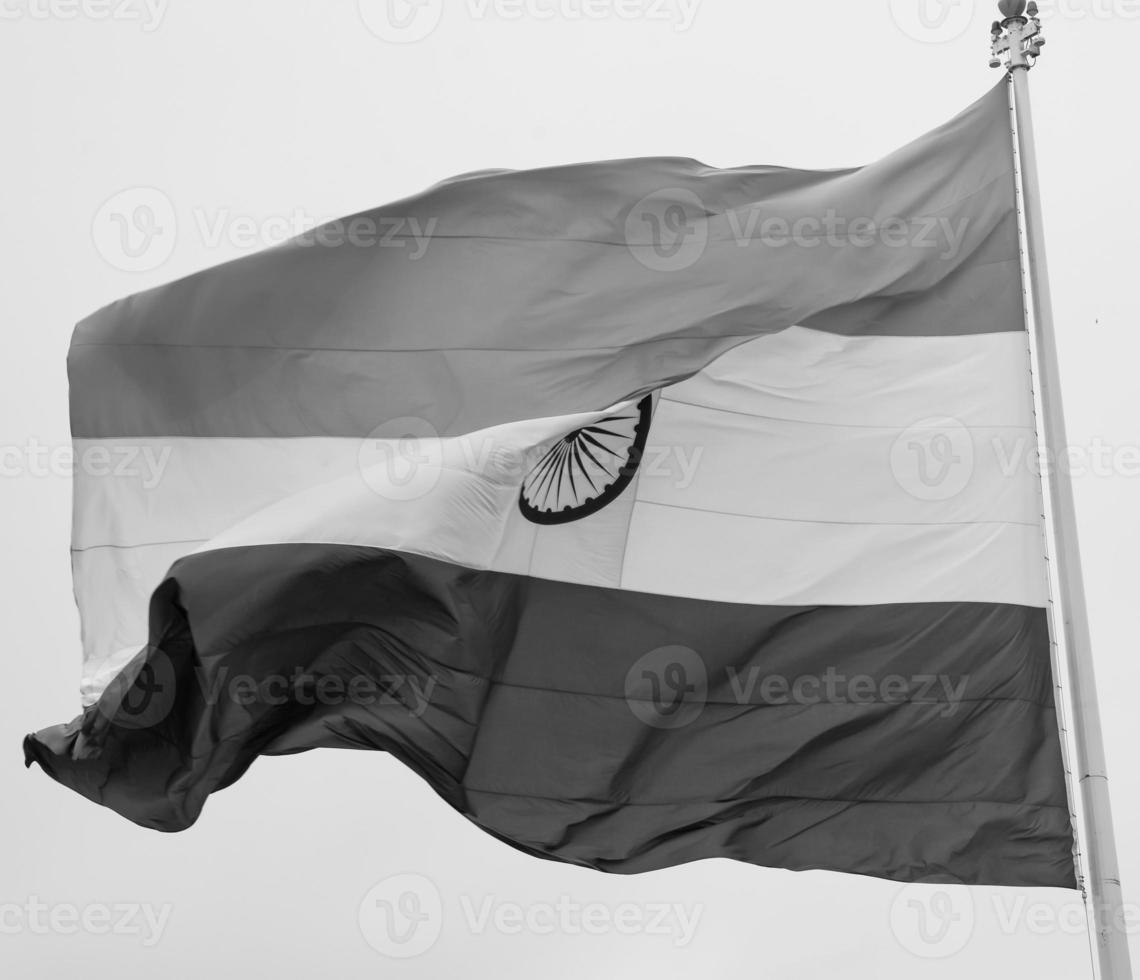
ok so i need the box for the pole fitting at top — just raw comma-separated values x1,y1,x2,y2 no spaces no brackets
990,1,1045,71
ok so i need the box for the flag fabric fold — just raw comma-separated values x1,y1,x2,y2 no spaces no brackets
26,81,1076,888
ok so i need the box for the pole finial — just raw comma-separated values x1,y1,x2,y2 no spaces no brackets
990,0,1045,72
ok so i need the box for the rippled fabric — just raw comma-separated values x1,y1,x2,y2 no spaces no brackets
28,81,1076,887
26,546,1074,886
69,84,1019,441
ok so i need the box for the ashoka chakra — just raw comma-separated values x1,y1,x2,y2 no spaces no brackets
519,396,653,525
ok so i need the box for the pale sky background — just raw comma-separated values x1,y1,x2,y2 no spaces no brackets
2,1,1138,977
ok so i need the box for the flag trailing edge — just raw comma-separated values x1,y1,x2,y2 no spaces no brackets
27,81,1076,889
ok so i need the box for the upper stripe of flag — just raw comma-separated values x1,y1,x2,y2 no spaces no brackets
69,82,1020,440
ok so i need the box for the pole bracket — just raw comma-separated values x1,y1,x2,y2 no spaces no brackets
990,1,1045,71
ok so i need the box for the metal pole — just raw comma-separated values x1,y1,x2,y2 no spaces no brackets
992,4,1132,978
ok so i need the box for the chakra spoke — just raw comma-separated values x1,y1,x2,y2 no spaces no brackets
571,442,600,495
578,431,623,458
582,425,627,441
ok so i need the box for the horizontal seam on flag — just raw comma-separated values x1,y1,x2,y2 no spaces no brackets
484,681,1056,710
66,323,1029,354
71,539,208,553
713,167,1017,227
304,171,1017,246
392,225,1002,246
329,208,1007,246
658,395,1036,431
147,544,1056,612
927,253,1021,273
139,617,1054,707
459,787,1068,809
631,499,1042,529
68,334,771,353
304,226,993,246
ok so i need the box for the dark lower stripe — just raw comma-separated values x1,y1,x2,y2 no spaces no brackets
26,543,1074,887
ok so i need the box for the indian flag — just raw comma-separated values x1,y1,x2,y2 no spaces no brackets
26,81,1073,888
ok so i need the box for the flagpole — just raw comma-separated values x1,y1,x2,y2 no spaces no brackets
991,4,1132,978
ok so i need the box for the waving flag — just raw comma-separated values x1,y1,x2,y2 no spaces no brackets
26,81,1074,888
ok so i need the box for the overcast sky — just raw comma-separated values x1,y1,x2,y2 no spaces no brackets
2,2,1138,977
